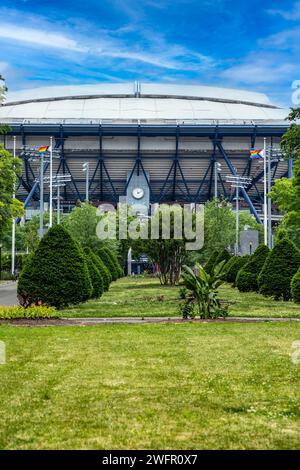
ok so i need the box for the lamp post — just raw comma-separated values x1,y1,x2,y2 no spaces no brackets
44,174,71,224
11,135,16,276
214,161,222,199
226,175,252,255
82,162,89,201
49,136,53,228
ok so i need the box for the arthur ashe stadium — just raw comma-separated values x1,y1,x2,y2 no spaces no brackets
0,82,292,223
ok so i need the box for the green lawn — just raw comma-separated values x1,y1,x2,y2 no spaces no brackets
61,276,300,318
0,322,300,449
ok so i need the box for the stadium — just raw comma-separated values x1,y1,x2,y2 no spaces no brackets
0,81,291,223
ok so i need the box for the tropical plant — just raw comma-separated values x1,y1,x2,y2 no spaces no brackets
180,261,228,319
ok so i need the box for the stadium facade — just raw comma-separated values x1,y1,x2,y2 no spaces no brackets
0,82,291,223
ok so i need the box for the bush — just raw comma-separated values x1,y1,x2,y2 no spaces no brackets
236,244,270,292
258,238,300,300
214,249,231,268
222,255,250,284
102,247,123,278
84,251,103,298
0,305,58,319
97,248,119,281
18,225,92,308
86,248,111,291
204,250,219,275
291,267,300,303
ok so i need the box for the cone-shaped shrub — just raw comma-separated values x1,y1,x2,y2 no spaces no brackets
222,255,250,284
97,248,118,281
204,250,219,275
102,247,123,278
291,267,300,303
84,251,103,298
236,244,270,292
258,238,300,300
18,225,92,308
214,248,231,269
85,247,111,291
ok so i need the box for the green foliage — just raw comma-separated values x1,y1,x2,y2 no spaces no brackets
258,238,300,300
214,248,232,270
204,249,219,275
101,247,123,278
97,247,119,281
291,267,300,303
222,255,250,284
236,244,270,292
85,248,111,291
180,261,229,319
84,251,103,298
18,225,92,308
0,305,57,319
1,253,27,272
62,202,100,249
0,145,24,230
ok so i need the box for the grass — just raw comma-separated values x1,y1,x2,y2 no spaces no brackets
61,276,300,318
0,322,300,449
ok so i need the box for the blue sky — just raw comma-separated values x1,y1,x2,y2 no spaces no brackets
0,0,299,106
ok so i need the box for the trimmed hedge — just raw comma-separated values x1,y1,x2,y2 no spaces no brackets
291,267,300,303
86,248,111,291
236,244,270,292
222,255,250,284
102,247,123,278
18,225,92,308
84,251,103,298
0,305,57,319
258,238,300,300
214,249,232,269
97,248,118,281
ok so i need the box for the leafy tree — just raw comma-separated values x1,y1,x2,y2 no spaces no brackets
62,202,100,249
291,267,300,303
18,225,92,307
0,145,24,231
258,237,300,300
236,244,270,292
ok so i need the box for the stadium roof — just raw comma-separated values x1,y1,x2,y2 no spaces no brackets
0,82,288,124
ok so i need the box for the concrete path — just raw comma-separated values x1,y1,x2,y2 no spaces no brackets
0,282,18,306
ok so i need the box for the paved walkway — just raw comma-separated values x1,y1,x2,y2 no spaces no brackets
0,282,18,306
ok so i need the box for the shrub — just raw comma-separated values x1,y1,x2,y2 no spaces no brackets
86,248,111,291
258,238,300,300
213,248,232,270
222,255,250,284
102,247,123,278
84,251,103,298
97,248,118,281
236,244,270,292
0,305,58,319
291,267,300,303
204,250,219,275
18,225,92,308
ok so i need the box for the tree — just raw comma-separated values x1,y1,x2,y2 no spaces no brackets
236,244,270,292
84,249,103,298
97,247,119,281
18,225,92,308
102,247,123,277
0,145,23,230
269,108,300,248
62,202,100,249
291,267,300,303
258,237,300,300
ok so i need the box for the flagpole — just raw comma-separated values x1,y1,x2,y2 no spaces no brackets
263,137,268,246
49,136,53,228
11,135,16,276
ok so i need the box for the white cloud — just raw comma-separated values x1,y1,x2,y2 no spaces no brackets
267,1,300,21
0,23,88,52
261,27,300,49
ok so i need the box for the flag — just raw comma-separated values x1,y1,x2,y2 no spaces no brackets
250,149,264,159
38,145,49,153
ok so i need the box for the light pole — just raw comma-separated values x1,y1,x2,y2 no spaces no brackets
49,136,53,228
263,138,268,246
43,174,71,224
11,135,16,276
226,175,252,255
214,161,222,199
82,162,89,201
39,151,44,239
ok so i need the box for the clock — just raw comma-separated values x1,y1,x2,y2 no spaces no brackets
132,187,144,199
